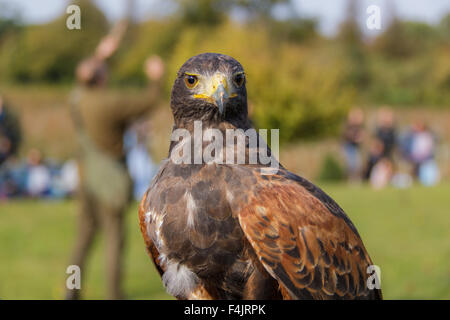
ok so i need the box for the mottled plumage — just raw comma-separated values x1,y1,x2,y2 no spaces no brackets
139,53,382,300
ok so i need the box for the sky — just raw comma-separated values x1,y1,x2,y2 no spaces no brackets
0,0,449,36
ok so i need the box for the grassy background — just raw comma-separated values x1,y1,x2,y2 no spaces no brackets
0,182,449,300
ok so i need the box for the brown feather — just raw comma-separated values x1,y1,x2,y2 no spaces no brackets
237,174,382,299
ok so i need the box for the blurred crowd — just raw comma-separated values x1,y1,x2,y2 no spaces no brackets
342,107,440,189
0,94,78,199
0,147,78,199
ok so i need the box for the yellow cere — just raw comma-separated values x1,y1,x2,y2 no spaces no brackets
193,72,237,100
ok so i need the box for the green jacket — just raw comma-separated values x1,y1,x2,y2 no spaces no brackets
76,84,161,159
72,84,161,208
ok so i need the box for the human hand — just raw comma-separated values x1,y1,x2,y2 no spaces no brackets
95,35,120,60
144,55,165,81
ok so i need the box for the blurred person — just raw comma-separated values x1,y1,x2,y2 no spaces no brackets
341,108,365,181
375,107,397,158
418,160,440,186
362,108,397,184
369,157,393,189
25,148,51,197
124,120,157,201
402,120,439,186
50,159,79,198
0,156,27,199
0,95,21,165
363,137,385,181
59,159,79,196
391,171,413,189
66,27,165,299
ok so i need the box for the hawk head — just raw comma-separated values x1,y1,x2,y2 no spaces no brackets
170,53,248,125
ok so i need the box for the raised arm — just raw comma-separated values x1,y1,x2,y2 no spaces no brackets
112,55,166,123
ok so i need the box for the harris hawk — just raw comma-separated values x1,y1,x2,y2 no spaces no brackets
139,53,382,300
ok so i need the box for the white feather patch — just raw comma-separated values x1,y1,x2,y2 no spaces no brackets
162,261,199,298
144,211,153,224
150,210,166,250
185,191,196,228
226,189,234,202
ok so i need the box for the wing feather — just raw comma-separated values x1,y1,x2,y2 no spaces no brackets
237,171,382,300
138,190,165,277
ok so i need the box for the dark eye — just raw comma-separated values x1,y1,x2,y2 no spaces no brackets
233,73,245,87
184,74,198,89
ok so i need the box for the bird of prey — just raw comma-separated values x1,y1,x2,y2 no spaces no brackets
139,53,382,300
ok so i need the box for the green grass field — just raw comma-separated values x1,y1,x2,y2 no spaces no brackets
0,183,449,300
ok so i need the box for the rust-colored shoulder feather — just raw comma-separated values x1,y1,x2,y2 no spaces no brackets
236,170,382,299
138,191,165,277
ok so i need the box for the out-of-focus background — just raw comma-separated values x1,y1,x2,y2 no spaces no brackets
0,0,449,299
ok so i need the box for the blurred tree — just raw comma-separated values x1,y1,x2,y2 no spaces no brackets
337,0,370,89
176,0,226,26
338,0,363,46
5,0,109,83
437,13,450,44
237,0,319,44
234,0,290,21
268,18,318,43
367,17,446,105
111,0,227,85
374,19,437,59
0,2,20,41
174,0,293,25
0,3,22,80
266,0,319,44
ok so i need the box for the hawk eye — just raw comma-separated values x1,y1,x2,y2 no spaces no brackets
233,73,245,87
184,74,198,89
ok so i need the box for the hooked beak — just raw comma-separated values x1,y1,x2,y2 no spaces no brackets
212,83,228,114
193,73,236,114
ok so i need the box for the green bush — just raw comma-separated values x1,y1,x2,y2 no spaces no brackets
318,153,345,182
